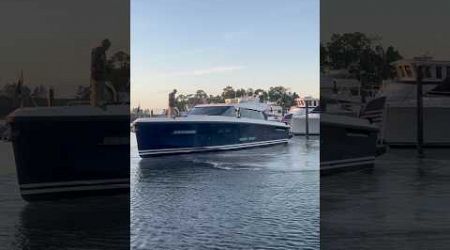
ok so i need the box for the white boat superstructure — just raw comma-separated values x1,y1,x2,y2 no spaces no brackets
379,57,450,146
285,96,320,135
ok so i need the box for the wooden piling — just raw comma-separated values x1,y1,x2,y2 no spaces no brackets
416,66,425,158
48,87,54,107
305,100,309,139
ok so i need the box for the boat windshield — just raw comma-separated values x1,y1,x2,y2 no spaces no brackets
188,106,235,116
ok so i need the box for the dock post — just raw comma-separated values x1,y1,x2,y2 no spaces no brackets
416,66,425,158
48,87,54,107
305,100,309,139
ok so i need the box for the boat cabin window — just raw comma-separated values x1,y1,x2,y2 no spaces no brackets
239,108,265,120
436,66,442,79
424,66,432,78
189,106,235,116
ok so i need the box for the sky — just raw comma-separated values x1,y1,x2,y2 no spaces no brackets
131,0,319,110
0,0,129,97
321,0,450,59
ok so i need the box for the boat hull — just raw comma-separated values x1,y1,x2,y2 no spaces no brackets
384,105,450,146
134,119,291,157
9,114,130,201
291,114,320,135
320,115,378,174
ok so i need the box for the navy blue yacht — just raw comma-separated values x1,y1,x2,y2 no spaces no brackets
8,105,129,201
134,103,291,157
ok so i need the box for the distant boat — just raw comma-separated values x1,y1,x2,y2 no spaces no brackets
134,103,291,157
7,105,129,201
379,58,450,146
285,96,320,135
290,107,320,135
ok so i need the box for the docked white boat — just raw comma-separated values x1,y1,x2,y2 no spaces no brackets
379,58,450,146
290,108,320,135
284,96,320,135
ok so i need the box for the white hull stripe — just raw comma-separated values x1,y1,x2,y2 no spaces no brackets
21,183,129,195
321,160,375,170
20,178,129,189
321,156,375,170
321,156,375,166
139,139,289,155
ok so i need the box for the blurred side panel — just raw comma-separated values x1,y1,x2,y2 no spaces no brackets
321,0,450,249
0,0,130,249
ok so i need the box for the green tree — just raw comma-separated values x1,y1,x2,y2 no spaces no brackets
195,89,208,100
255,89,268,102
221,86,235,99
106,51,130,92
32,85,47,98
324,32,403,86
235,88,246,98
208,95,224,104
268,86,287,103
267,86,298,114
1,82,31,99
175,94,188,111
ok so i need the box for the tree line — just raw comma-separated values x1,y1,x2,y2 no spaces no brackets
174,85,300,112
0,51,129,102
321,32,403,86
0,50,129,118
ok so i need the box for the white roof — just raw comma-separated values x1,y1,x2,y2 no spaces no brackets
8,105,129,118
135,115,290,128
321,113,378,131
194,103,270,112
392,58,450,66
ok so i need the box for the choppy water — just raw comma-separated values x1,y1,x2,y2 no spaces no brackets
0,143,129,250
321,148,450,250
131,135,320,250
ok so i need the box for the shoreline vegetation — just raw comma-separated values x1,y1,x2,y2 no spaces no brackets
131,85,302,119
0,49,130,120
321,32,402,93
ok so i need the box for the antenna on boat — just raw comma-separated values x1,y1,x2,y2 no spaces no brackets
16,70,24,108
416,65,425,158
48,87,54,106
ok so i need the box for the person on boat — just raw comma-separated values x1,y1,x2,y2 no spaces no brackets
91,39,116,107
168,89,177,117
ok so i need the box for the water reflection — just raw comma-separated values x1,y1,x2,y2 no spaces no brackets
12,195,130,249
321,148,450,249
131,136,320,250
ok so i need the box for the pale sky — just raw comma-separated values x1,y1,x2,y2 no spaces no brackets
131,0,319,110
0,0,129,98
321,0,450,59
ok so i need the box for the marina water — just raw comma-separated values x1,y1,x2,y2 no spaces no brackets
131,134,320,249
0,142,129,249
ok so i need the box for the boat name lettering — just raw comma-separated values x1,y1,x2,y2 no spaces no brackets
173,130,197,135
239,137,256,142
